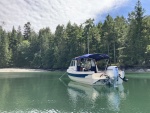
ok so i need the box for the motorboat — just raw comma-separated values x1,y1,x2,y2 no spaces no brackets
67,53,127,86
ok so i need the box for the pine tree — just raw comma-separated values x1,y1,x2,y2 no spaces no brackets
126,0,145,66
24,22,31,40
9,26,18,66
102,15,115,59
0,27,10,67
114,16,128,66
17,26,23,43
143,16,150,66
83,18,94,54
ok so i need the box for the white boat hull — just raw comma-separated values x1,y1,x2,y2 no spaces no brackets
67,66,125,86
67,71,112,85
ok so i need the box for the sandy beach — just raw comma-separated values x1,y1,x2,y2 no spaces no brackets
0,68,49,72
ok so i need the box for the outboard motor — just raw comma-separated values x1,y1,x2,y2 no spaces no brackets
106,66,119,86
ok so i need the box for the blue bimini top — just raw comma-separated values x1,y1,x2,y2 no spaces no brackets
74,53,109,61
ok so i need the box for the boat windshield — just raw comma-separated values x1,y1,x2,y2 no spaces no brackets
70,60,75,66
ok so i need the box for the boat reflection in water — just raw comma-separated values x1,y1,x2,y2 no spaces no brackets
67,81,128,112
67,81,99,102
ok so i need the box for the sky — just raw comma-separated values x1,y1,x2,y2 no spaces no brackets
0,0,150,33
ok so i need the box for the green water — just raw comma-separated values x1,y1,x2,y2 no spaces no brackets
0,72,150,113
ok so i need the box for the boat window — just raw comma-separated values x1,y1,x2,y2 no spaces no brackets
70,61,73,66
70,60,75,66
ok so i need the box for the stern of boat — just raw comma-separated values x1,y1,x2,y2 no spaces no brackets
106,66,127,85
92,73,110,85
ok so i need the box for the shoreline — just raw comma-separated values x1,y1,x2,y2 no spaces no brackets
125,68,150,73
0,68,49,72
0,68,149,73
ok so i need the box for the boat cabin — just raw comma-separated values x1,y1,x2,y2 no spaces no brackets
69,54,109,73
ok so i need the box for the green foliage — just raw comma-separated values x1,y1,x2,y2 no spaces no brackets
125,0,146,66
0,0,149,68
146,45,150,53
0,28,11,67
102,14,115,55
24,22,31,40
17,40,30,67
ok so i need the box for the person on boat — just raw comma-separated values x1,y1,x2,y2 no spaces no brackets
84,59,91,71
91,59,97,73
77,60,81,71
80,58,85,71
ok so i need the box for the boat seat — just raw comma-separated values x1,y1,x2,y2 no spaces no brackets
92,73,107,79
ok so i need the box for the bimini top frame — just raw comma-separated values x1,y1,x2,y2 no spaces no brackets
74,53,109,61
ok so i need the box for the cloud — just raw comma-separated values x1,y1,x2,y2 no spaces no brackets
0,0,129,32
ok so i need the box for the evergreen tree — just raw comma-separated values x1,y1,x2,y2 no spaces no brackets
24,22,31,40
90,25,101,53
66,22,83,59
126,0,145,66
0,28,10,67
53,25,67,69
114,16,128,66
9,26,18,66
17,26,23,43
101,15,115,61
17,40,30,67
83,18,94,54
143,16,150,66
38,28,53,68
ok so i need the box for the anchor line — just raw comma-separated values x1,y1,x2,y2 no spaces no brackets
59,71,67,80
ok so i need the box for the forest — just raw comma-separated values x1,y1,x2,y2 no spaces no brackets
0,0,150,69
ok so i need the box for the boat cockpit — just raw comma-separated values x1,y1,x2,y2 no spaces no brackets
70,58,97,72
